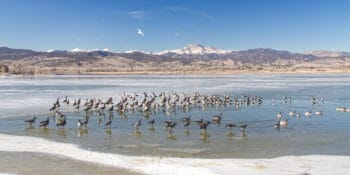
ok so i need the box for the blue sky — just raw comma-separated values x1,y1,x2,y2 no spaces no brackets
0,0,349,52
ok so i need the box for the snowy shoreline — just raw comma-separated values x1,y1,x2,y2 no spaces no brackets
1,133,349,175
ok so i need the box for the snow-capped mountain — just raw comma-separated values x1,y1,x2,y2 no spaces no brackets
157,44,232,55
305,50,350,58
70,48,111,52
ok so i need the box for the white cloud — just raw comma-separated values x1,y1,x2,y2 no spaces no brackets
128,11,146,19
163,6,214,20
137,28,144,37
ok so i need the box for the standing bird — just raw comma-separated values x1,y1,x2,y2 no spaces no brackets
133,119,142,130
212,113,223,124
39,117,50,128
105,120,112,128
305,111,312,117
148,118,155,126
77,119,88,128
56,117,67,128
200,121,211,131
279,119,288,126
274,121,280,129
166,122,177,133
225,123,236,131
240,124,248,131
276,112,283,119
182,116,191,123
315,110,323,116
25,116,37,125
289,110,296,117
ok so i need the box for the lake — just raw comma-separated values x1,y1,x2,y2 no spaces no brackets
1,74,350,159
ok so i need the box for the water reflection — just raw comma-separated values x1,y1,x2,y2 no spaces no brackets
184,130,190,136
226,131,236,141
25,125,35,130
167,133,177,140
133,130,142,138
78,128,88,138
39,128,50,136
240,131,247,140
57,129,67,138
105,129,112,140
200,131,210,143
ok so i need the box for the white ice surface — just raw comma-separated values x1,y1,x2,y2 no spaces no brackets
0,133,349,175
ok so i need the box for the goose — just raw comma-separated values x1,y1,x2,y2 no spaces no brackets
148,118,155,126
336,107,345,112
78,119,88,128
39,117,50,128
225,123,236,130
105,120,112,128
212,113,223,123
274,121,280,128
182,116,191,123
279,119,288,126
199,121,210,131
24,116,36,125
56,117,66,128
315,110,323,116
165,122,177,132
289,110,296,116
305,111,312,117
133,119,142,130
240,124,248,131
276,112,283,119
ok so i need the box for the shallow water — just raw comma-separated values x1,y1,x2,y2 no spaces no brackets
1,74,350,158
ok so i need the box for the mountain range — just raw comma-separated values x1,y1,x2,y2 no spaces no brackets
0,44,349,75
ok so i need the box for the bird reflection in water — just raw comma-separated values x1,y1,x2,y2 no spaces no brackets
39,128,50,137
147,118,155,132
133,130,142,138
105,129,112,140
25,125,35,131
78,128,88,138
184,130,190,136
167,128,177,140
226,131,236,141
240,130,248,140
57,129,67,138
201,131,210,143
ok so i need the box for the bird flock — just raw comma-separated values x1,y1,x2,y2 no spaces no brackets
24,92,262,138
24,92,340,141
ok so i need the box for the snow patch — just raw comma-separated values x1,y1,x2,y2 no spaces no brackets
0,133,349,175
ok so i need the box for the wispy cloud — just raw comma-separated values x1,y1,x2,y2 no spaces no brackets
174,32,180,37
163,6,214,20
128,11,146,19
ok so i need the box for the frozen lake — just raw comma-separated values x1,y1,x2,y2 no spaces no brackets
1,74,350,159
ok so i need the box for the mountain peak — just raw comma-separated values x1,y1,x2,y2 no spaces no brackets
304,50,350,57
157,43,231,55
